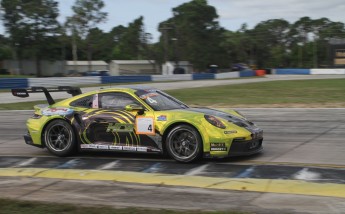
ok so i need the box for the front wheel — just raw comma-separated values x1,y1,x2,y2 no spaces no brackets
165,125,203,163
44,120,76,157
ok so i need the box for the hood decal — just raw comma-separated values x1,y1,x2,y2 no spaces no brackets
185,108,260,132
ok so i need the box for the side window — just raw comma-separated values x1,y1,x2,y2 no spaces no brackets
99,92,141,110
70,95,94,108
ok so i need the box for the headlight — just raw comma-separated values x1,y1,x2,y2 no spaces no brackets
204,115,226,129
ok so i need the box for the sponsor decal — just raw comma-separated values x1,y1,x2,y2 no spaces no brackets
224,130,237,134
136,116,155,135
136,147,147,152
157,115,167,121
122,146,137,151
42,107,74,116
109,145,123,150
106,123,134,132
123,146,137,151
139,93,158,99
97,145,109,150
210,142,227,151
80,144,98,149
15,92,27,96
147,97,157,104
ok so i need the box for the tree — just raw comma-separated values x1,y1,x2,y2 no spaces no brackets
289,17,345,67
250,19,290,68
69,0,107,71
222,24,256,68
159,0,227,71
1,0,60,76
86,27,114,62
0,34,12,61
112,16,147,60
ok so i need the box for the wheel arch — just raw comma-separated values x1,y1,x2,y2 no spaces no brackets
40,117,77,148
162,122,205,153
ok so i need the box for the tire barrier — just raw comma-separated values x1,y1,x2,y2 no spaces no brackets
310,69,345,75
274,69,310,75
28,77,101,87
0,78,28,89
192,73,215,80
240,70,256,77
101,75,152,84
255,70,266,76
215,71,239,79
151,74,193,81
3,68,345,89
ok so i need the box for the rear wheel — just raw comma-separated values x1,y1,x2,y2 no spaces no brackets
165,125,202,163
44,120,76,156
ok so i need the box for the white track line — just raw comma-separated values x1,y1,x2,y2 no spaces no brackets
15,157,37,167
97,160,120,170
184,164,210,176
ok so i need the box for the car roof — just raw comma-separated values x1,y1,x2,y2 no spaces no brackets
96,86,158,93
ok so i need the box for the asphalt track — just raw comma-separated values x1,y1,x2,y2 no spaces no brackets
1,108,345,213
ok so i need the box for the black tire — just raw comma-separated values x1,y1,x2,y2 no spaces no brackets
43,120,76,157
165,125,203,163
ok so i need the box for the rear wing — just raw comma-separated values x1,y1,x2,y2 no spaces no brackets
11,86,82,105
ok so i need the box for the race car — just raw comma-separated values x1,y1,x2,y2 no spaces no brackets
12,86,263,162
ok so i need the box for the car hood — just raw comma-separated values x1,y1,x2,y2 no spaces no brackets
183,107,261,133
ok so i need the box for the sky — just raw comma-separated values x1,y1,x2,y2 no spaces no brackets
1,0,345,41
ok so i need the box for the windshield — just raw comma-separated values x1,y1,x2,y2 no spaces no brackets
135,89,189,111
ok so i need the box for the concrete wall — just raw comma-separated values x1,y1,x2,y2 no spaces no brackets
109,60,158,76
2,60,65,76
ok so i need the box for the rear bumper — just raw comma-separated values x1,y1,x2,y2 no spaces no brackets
24,133,44,148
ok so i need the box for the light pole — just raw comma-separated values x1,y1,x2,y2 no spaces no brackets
171,38,178,70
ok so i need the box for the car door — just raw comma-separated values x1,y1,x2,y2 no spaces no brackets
81,92,161,153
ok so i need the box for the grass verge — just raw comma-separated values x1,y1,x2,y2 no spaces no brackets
167,78,345,108
0,198,247,214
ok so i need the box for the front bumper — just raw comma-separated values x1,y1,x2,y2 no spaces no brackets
228,138,263,156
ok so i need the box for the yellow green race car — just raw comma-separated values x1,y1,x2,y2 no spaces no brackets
12,86,263,163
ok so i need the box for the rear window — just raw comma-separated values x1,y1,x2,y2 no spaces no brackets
70,95,93,108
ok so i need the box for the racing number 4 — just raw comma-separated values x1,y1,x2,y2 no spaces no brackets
135,116,155,135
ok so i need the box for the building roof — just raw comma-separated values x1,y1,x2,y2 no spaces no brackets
66,61,108,66
111,60,155,65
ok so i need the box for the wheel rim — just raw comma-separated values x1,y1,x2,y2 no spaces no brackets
45,123,73,152
168,128,199,160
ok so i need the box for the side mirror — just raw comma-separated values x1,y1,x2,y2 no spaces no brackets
125,104,145,115
125,104,144,111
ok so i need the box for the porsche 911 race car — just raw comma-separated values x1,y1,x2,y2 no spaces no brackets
12,86,263,162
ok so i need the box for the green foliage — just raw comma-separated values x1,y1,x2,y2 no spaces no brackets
70,0,107,38
1,0,60,76
223,16,345,69
68,0,108,70
1,0,345,70
0,35,12,60
158,0,228,71
112,16,147,60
